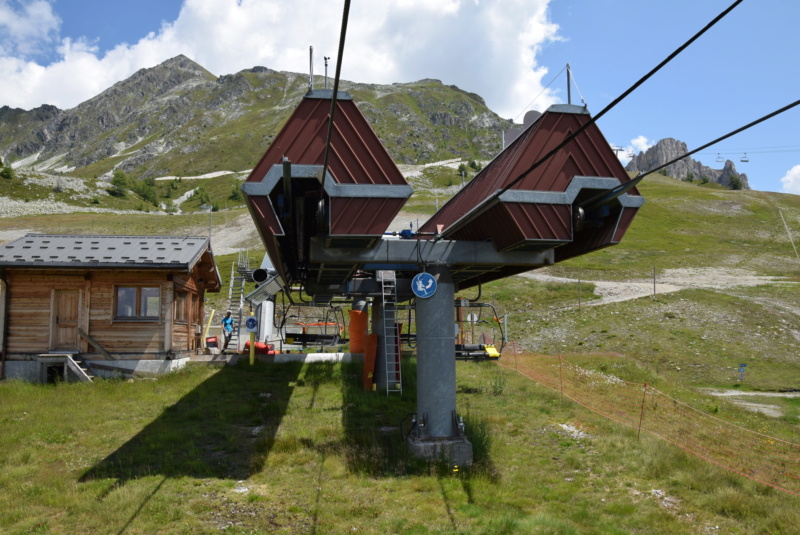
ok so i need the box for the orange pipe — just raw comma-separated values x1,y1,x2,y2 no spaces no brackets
349,310,367,353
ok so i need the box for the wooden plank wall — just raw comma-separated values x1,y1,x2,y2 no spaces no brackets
5,272,80,354
4,268,210,358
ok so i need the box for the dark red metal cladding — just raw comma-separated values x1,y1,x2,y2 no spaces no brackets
245,95,406,187
420,107,640,238
553,206,628,263
613,207,638,243
446,203,571,251
329,197,407,236
247,196,287,280
243,92,415,293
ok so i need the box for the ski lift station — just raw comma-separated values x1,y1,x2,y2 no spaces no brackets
240,88,644,466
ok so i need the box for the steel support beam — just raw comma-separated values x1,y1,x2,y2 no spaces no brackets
309,237,554,267
407,265,472,466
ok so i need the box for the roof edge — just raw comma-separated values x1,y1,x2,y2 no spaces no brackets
304,89,353,101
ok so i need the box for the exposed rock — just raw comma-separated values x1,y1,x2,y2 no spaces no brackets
0,55,510,177
626,138,749,190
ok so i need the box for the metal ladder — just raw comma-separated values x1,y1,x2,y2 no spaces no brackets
226,251,251,351
380,271,402,395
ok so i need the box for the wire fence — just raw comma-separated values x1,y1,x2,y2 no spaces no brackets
500,352,800,496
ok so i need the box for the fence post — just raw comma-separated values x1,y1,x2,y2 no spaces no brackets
513,341,518,371
638,382,648,440
652,266,656,298
559,355,564,401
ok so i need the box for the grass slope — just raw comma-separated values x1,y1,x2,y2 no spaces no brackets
1,361,796,534
551,175,800,278
2,172,800,531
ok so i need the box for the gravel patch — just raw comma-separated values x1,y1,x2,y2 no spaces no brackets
0,196,153,219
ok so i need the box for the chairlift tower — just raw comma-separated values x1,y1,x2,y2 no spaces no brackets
242,91,644,466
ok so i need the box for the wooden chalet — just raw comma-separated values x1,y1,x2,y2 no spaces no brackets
0,234,221,382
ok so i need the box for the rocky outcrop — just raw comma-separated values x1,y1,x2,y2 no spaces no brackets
626,138,749,190
0,55,511,178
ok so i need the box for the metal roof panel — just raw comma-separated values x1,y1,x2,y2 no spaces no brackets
0,234,214,271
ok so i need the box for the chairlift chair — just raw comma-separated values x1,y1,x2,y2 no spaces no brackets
716,153,724,163
741,153,749,163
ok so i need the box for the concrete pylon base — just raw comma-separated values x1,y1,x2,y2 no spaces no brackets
406,430,473,467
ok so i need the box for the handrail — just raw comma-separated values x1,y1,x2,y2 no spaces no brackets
77,328,117,360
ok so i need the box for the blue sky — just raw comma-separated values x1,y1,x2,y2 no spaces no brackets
0,0,798,193
54,0,183,57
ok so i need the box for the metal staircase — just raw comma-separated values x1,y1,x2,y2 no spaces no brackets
379,271,402,395
226,251,251,351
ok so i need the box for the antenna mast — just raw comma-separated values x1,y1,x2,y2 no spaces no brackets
309,46,314,92
566,63,572,105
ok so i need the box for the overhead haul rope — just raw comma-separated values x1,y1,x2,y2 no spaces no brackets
493,0,744,199
636,98,800,181
512,64,567,123
578,98,800,213
321,0,352,183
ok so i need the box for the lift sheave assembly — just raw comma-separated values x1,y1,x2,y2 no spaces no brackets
242,89,644,466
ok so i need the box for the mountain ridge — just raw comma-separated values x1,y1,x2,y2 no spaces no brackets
626,137,750,190
0,55,510,180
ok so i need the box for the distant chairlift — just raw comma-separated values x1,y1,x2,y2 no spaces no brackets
716,153,724,163
741,153,749,163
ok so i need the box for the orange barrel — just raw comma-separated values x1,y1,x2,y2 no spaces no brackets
349,309,368,353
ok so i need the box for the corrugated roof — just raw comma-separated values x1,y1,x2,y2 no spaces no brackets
243,90,413,295
0,234,213,270
245,90,407,187
420,104,640,238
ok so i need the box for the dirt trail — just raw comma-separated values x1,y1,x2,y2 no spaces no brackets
700,389,800,418
521,268,787,306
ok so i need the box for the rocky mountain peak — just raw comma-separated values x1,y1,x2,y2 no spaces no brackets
626,138,749,190
0,56,511,179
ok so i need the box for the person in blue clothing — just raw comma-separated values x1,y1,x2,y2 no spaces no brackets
221,311,235,353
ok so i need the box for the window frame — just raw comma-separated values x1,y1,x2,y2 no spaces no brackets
114,285,161,321
174,290,189,324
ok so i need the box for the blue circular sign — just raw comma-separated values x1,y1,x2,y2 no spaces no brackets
412,272,437,299
245,317,258,331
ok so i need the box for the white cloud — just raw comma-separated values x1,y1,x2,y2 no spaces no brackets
0,0,559,118
616,135,653,166
0,0,60,57
629,135,653,154
780,164,800,194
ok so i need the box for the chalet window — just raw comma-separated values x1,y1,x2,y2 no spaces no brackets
175,291,188,323
116,286,160,319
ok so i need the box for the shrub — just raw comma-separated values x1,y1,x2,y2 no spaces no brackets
194,187,211,205
0,166,14,180
109,169,128,197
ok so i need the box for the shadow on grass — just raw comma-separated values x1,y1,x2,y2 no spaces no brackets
80,361,303,487
337,359,417,476
338,358,499,481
